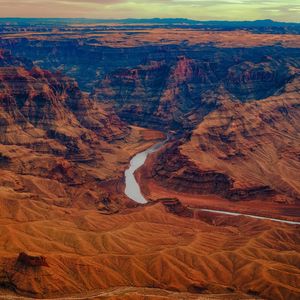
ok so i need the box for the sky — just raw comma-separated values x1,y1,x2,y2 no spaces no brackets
0,0,299,22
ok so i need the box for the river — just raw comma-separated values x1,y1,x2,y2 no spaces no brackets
124,141,300,225
124,140,166,204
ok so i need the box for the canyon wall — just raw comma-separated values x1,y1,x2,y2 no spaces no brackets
0,49,134,213
0,26,299,300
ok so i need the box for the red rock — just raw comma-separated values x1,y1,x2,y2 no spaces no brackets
17,252,49,267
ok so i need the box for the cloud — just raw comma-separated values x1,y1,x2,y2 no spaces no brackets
0,0,298,22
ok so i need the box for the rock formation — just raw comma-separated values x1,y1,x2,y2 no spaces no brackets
17,252,49,268
140,74,300,205
0,50,136,213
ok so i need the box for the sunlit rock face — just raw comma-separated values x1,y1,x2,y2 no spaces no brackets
0,50,128,146
0,49,130,211
145,76,300,202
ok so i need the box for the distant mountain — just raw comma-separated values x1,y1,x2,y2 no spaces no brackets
0,18,299,27
199,19,300,27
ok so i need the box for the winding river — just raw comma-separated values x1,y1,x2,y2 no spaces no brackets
124,140,166,204
124,141,300,225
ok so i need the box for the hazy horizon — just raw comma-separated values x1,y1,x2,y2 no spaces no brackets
0,0,299,22
0,17,298,23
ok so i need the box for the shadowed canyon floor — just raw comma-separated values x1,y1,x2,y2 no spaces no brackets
0,21,299,299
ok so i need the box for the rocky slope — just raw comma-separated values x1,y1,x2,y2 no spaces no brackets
1,30,299,114
1,27,299,132
138,73,300,213
0,50,164,213
92,52,299,130
0,201,299,300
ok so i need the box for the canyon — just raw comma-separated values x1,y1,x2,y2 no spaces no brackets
0,20,299,300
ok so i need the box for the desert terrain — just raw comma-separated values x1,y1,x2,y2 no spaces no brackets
0,20,299,299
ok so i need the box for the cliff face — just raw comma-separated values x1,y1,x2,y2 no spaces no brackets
0,49,32,68
0,51,133,212
2,35,299,204
0,66,129,180
102,56,223,129
149,142,233,196
92,52,297,130
0,63,127,140
1,36,299,130
145,73,300,202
